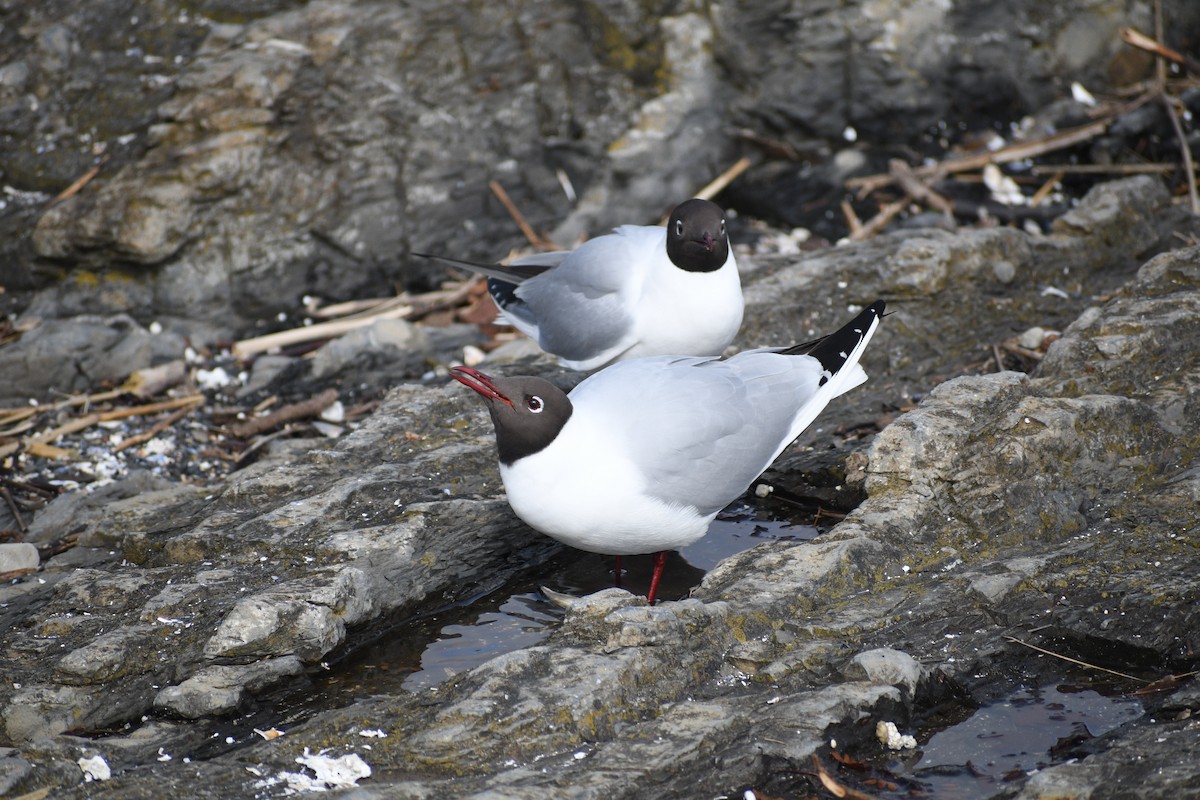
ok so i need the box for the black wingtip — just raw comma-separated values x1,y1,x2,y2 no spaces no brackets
487,276,521,310
802,300,885,381
411,251,489,270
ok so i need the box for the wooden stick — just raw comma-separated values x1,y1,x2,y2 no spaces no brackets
33,399,198,441
1121,26,1200,74
1004,635,1143,681
992,342,1006,372
113,401,203,453
0,386,130,426
840,200,864,238
1162,95,1200,214
309,281,480,320
810,754,882,800
850,198,908,240
489,180,554,249
657,158,757,224
1030,170,1064,206
1154,0,1167,88
232,304,413,359
0,567,37,581
0,395,206,461
889,159,954,216
0,440,73,460
49,156,108,206
97,395,206,423
308,297,394,319
1,486,25,533
694,156,753,201
124,360,188,399
848,119,1111,194
228,388,338,439
0,418,40,438
1030,163,1177,175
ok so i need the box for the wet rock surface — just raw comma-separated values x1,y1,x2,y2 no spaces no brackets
1,176,1198,798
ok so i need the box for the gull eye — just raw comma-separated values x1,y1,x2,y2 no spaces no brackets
674,219,684,236
527,395,544,413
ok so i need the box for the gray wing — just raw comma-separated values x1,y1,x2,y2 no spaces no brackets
575,354,825,516
511,233,645,366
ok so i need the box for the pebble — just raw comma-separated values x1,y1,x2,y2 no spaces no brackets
1019,326,1047,350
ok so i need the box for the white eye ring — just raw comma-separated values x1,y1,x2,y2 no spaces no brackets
674,219,684,236
527,395,544,413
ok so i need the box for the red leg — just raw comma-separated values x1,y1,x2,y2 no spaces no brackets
613,554,623,588
645,551,668,605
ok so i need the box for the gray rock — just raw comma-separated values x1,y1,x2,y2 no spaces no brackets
0,315,186,404
1010,719,1200,799
309,318,431,380
0,750,33,796
0,376,557,745
236,353,296,397
153,657,304,718
0,543,38,573
843,648,923,695
202,568,377,661
1017,325,1047,349
0,61,30,90
24,470,179,545
37,24,77,73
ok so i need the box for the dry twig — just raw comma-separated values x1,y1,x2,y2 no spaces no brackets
1030,163,1178,176
227,388,338,439
810,754,883,800
1161,95,1199,213
1120,27,1200,74
851,199,908,241
113,401,203,453
695,156,753,202
489,179,555,249
889,158,954,217
36,532,79,562
234,279,482,359
0,395,205,461
1,486,26,533
124,360,188,399
840,200,864,238
848,118,1113,198
49,156,108,206
0,387,125,429
1030,170,1065,205
232,304,413,359
1004,635,1143,681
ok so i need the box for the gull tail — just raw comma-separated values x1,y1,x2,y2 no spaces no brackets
782,300,886,443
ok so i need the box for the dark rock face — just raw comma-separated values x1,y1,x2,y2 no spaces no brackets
5,0,1199,335
7,0,698,330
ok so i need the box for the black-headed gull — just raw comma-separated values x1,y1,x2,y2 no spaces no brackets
418,199,743,371
451,300,886,603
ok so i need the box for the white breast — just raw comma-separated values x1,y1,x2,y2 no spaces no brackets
627,251,743,359
498,416,714,555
